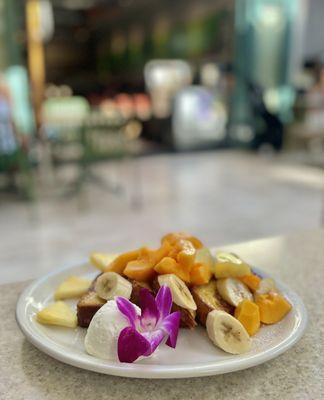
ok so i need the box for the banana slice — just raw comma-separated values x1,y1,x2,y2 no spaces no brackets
90,252,118,272
95,272,132,300
207,310,251,354
216,278,253,307
158,274,197,311
255,278,278,296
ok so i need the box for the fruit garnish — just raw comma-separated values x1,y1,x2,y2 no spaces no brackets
195,247,214,268
158,274,197,311
90,252,118,271
174,239,196,270
37,301,77,328
214,252,251,278
54,276,91,300
116,286,181,363
216,277,253,307
138,245,171,266
255,278,278,295
104,249,140,274
190,263,212,285
234,299,260,336
190,247,214,285
162,232,203,249
206,310,251,354
123,259,156,281
239,274,261,292
95,272,132,300
255,292,292,324
154,257,190,283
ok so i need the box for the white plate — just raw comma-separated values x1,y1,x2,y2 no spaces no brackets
16,263,307,379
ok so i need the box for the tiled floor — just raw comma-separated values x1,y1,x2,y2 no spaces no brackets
1,150,323,284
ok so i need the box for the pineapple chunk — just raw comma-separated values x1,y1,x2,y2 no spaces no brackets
54,276,91,300
214,252,251,278
36,301,77,328
90,252,118,271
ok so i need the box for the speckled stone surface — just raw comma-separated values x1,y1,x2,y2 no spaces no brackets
1,231,323,400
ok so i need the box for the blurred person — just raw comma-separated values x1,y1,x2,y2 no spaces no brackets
0,74,30,189
306,62,324,108
302,59,324,137
0,75,19,155
5,66,35,139
247,81,284,151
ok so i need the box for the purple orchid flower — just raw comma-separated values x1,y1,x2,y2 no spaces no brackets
116,286,181,363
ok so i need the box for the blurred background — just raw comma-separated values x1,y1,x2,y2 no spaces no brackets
1,0,324,283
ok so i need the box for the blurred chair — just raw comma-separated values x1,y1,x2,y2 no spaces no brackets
0,75,34,199
42,96,139,201
43,96,90,165
74,110,128,194
5,66,35,138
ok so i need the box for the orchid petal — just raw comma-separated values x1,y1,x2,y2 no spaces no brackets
116,297,139,328
161,311,181,348
139,288,160,327
142,329,165,356
118,327,151,363
155,285,172,320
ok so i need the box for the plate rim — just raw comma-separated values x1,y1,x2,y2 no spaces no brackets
16,263,308,379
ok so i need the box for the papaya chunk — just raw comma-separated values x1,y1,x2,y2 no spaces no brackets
234,299,260,336
124,260,156,282
104,249,140,274
255,292,292,324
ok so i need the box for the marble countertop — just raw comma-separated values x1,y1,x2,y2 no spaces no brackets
1,230,323,400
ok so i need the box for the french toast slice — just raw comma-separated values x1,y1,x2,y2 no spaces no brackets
129,279,153,305
77,274,153,327
77,288,106,327
191,279,233,326
151,278,197,329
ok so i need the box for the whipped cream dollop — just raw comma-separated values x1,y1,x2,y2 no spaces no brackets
85,300,140,360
